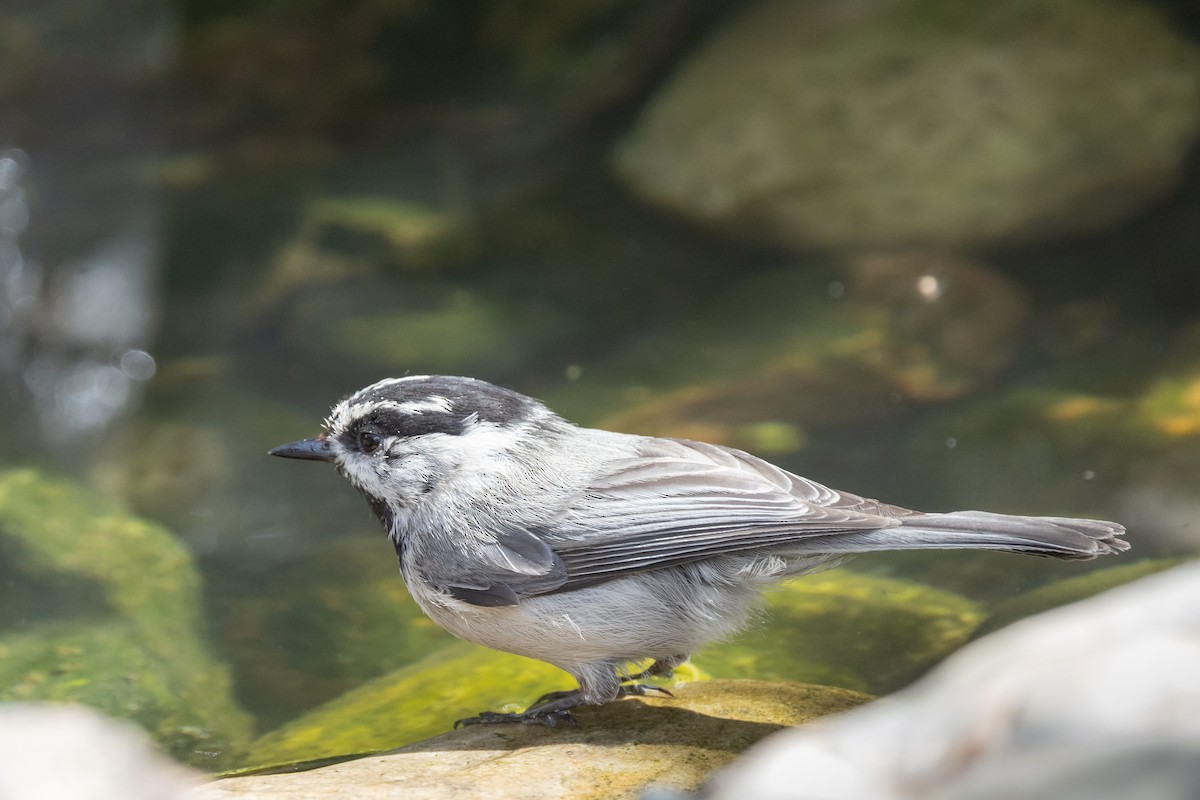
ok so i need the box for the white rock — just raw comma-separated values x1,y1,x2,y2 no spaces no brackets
0,704,204,800
703,562,1200,799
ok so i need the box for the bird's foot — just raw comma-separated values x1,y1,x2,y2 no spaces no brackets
453,662,680,730
454,687,584,729
454,707,578,729
615,655,685,700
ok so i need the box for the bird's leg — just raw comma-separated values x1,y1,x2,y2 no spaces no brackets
616,654,686,682
614,654,687,699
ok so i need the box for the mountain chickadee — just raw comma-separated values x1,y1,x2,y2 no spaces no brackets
270,375,1128,727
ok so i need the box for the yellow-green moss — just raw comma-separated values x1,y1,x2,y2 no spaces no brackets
242,643,576,771
0,469,252,770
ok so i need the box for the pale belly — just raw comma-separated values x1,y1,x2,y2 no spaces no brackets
402,567,758,672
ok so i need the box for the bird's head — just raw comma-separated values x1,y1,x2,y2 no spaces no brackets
269,375,553,520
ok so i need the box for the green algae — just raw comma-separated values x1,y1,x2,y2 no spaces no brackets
0,469,252,770
242,642,576,770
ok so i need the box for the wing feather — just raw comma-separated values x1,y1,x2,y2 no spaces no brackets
539,438,906,590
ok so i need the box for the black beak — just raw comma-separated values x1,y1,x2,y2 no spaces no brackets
269,436,336,462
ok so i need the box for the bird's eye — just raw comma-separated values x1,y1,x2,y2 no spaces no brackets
358,430,383,454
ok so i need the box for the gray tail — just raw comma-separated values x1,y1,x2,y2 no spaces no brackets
809,511,1128,561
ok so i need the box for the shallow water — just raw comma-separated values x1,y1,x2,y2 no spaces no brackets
1,0,1198,771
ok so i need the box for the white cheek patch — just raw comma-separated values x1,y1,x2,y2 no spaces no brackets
336,452,385,495
336,438,435,502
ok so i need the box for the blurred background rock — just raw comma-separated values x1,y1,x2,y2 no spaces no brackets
1,0,1198,772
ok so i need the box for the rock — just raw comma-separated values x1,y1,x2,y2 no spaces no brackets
694,569,983,695
0,704,203,800
240,568,974,771
923,741,1200,800
614,0,1200,249
204,680,869,799
599,364,898,450
701,561,1200,800
0,470,252,770
1114,332,1200,551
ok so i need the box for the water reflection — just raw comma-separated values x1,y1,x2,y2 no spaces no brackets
0,151,35,378
0,153,160,445
23,230,159,443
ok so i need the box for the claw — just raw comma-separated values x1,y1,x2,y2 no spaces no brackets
617,683,673,699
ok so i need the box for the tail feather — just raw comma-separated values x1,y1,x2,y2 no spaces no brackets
790,511,1127,561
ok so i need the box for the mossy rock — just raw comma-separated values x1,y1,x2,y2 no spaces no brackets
693,568,984,695
0,469,252,770
614,0,1200,249
972,559,1185,639
242,643,577,771
241,568,976,770
216,680,870,797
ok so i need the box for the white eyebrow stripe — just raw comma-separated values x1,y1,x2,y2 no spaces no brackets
391,397,454,414
328,400,380,427
324,396,457,432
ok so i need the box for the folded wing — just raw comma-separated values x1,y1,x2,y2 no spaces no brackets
540,438,908,590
